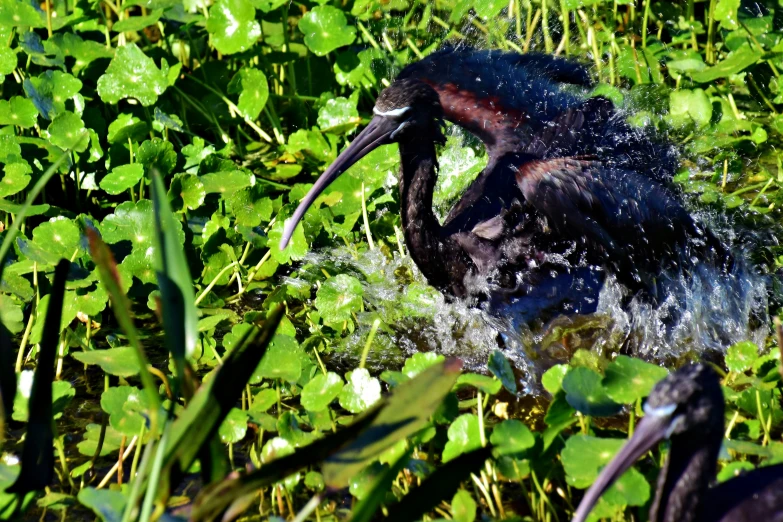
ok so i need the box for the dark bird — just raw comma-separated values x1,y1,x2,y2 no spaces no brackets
280,47,729,321
571,364,783,522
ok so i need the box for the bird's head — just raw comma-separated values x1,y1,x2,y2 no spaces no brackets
279,79,443,249
571,364,723,522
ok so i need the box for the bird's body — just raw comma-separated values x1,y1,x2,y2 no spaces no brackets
281,47,730,322
571,364,783,522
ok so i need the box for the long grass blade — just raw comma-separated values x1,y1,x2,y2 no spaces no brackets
7,259,69,494
87,229,162,432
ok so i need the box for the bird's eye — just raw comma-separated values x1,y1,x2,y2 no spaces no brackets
373,106,411,120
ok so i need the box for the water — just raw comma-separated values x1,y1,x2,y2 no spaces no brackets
290,201,770,395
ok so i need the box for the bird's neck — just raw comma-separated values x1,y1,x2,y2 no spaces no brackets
650,437,719,522
397,134,470,295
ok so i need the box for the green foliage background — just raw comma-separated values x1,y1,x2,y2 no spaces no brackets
2,0,783,520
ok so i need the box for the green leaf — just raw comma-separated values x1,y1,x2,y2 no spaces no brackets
77,424,125,457
77,488,126,522
200,170,254,194
562,367,622,417
107,113,148,144
0,96,37,127
299,6,356,56
602,356,668,404
314,274,363,323
339,368,381,413
254,335,302,383
0,0,45,27
691,45,762,82
668,89,712,129
97,43,173,106
231,67,269,120
136,138,176,176
489,420,535,456
100,385,153,436
71,347,141,377
0,161,31,198
542,364,569,395
402,352,444,378
100,164,144,195
169,173,206,211
218,408,249,443
301,372,344,412
715,0,740,30
442,414,482,462
726,341,759,373
488,350,517,394
112,9,163,32
206,0,260,55
317,97,359,134
451,490,477,522
47,111,89,152
455,373,501,395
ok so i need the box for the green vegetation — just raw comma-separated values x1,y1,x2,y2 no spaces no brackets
1,0,783,520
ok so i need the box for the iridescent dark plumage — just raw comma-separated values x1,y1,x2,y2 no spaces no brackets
281,48,730,321
572,364,783,522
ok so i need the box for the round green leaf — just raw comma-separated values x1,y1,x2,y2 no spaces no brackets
442,413,482,462
206,0,260,55
301,371,344,412
452,489,477,522
97,43,172,106
169,173,206,211
298,6,356,56
402,352,444,378
562,367,622,417
100,385,153,436
233,67,268,120
317,96,359,134
314,274,363,323
0,162,30,198
541,364,569,395
0,97,37,127
338,368,381,413
254,335,302,383
602,356,668,404
100,164,144,195
71,347,141,377
489,420,535,456
48,111,89,151
219,408,249,443
726,341,759,373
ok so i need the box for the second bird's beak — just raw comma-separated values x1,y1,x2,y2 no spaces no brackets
279,116,402,250
570,406,677,522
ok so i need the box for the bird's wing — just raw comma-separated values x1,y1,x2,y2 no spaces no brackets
515,157,713,289
704,466,783,522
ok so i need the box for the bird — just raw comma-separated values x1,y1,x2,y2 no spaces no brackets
571,363,783,522
280,47,729,322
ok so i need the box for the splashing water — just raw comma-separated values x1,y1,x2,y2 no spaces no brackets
288,203,769,395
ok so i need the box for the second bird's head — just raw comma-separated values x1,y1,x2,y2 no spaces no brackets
279,79,443,249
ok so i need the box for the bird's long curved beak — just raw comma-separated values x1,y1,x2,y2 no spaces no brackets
279,116,400,250
571,409,675,522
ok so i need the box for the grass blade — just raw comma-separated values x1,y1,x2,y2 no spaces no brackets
385,447,492,522
6,259,69,494
163,305,284,475
349,446,415,522
87,229,162,431
323,358,463,488
150,169,198,390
